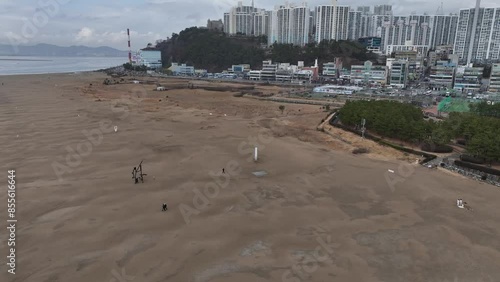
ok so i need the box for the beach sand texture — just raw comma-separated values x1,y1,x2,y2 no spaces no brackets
1,73,499,282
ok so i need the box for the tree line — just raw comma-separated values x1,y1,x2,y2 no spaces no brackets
338,100,500,161
153,27,378,72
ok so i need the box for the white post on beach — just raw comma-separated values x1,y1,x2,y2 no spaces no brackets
254,146,258,162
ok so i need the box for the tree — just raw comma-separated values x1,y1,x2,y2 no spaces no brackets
279,105,285,114
123,63,132,70
429,124,452,145
154,27,378,72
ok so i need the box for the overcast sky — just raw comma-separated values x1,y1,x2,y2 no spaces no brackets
1,0,497,50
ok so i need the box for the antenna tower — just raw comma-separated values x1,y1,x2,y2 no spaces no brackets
127,28,132,64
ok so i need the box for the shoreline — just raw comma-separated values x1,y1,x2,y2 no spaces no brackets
0,71,94,77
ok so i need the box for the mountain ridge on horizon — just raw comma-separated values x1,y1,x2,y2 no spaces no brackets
0,43,128,57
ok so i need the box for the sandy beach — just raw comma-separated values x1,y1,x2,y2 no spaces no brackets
1,72,499,282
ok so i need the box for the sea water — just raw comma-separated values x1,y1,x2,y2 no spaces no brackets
0,56,127,76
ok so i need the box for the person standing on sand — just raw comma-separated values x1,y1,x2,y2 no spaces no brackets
222,168,225,174
162,203,168,211
132,167,138,184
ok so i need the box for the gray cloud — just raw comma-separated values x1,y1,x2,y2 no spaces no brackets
1,0,499,50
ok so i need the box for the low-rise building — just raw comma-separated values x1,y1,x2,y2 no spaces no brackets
339,68,351,80
248,70,261,80
195,69,208,76
389,60,409,88
394,50,423,77
358,37,382,53
453,66,483,93
429,60,456,90
207,19,224,31
231,64,251,73
275,70,292,82
428,45,453,67
350,61,387,86
260,60,278,81
489,63,500,92
322,58,343,77
293,69,314,82
323,62,339,77
138,50,162,69
387,45,428,63
169,63,195,76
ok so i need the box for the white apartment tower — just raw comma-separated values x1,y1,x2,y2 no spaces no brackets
314,0,349,43
273,2,310,46
357,6,370,15
291,4,310,46
430,15,459,48
348,10,362,40
374,5,392,16
224,1,257,35
381,16,432,46
253,9,271,37
454,0,500,64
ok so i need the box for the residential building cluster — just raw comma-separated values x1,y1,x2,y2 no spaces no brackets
216,0,500,64
155,52,500,93
132,1,500,93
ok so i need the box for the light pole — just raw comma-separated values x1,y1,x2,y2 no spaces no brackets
361,118,366,139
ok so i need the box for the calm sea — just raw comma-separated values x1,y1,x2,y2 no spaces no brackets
0,56,127,76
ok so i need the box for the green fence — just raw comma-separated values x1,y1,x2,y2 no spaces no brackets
438,97,470,113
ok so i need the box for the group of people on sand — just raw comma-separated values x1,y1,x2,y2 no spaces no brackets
133,163,227,213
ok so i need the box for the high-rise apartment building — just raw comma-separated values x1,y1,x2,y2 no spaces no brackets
223,1,258,35
366,15,392,38
291,4,310,46
454,0,500,64
374,5,392,16
253,9,271,37
379,14,460,59
430,15,459,48
314,0,349,43
381,15,433,49
357,6,371,15
272,3,310,46
348,10,362,40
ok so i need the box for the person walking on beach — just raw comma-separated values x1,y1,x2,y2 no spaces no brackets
222,168,225,174
132,167,138,184
162,203,168,211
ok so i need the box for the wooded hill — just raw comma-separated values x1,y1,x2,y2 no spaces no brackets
154,27,378,72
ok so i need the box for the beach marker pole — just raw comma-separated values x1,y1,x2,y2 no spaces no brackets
254,146,258,162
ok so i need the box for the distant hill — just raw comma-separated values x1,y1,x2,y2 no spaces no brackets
0,43,128,57
156,27,267,72
155,27,377,72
